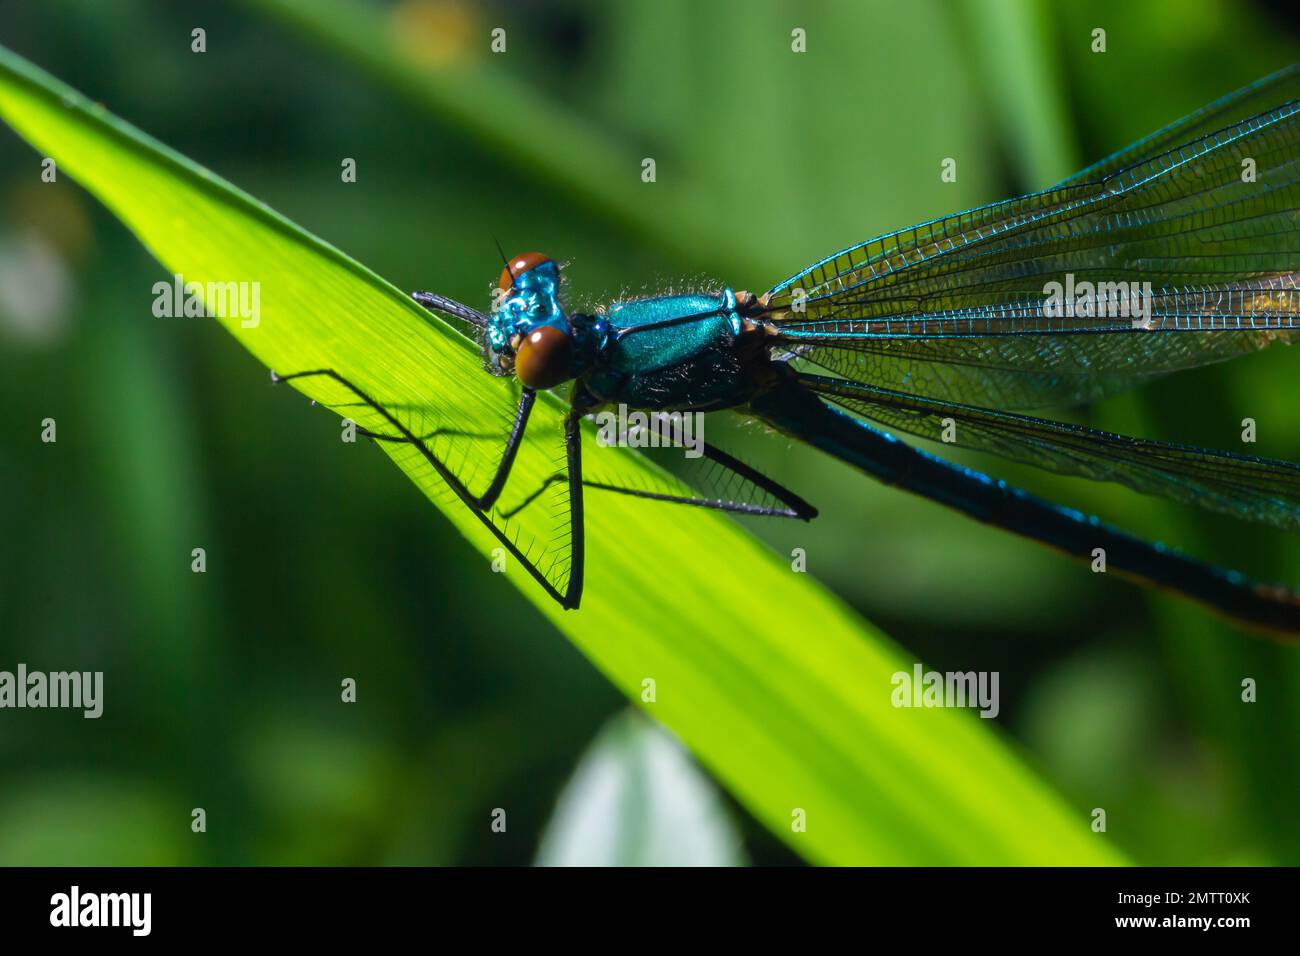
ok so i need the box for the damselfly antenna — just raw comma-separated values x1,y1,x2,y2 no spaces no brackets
493,237,515,286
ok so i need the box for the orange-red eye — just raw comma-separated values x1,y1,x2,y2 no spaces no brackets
514,324,573,389
497,251,553,291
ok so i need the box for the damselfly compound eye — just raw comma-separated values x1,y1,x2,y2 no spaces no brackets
498,251,553,291
514,324,572,389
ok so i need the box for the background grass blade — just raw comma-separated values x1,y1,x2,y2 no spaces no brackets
245,0,761,277
0,43,1124,865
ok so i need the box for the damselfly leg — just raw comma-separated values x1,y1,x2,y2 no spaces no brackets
270,366,583,608
496,426,817,521
272,369,536,511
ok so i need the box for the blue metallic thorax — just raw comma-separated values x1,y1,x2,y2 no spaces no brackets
582,289,755,411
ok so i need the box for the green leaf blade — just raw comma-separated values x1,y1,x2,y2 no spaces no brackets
0,43,1125,866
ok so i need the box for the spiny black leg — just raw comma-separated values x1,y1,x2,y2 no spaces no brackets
323,398,505,444
496,433,816,521
475,387,536,510
562,408,585,610
694,439,817,519
581,412,817,520
498,474,812,520
273,368,535,511
496,474,567,519
584,482,812,517
353,424,500,444
269,367,572,608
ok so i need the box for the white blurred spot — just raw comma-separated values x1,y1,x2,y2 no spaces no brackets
535,710,746,867
0,230,73,346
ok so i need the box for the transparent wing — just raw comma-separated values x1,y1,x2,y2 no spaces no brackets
1058,62,1300,186
785,326,1298,410
798,372,1300,531
765,84,1300,409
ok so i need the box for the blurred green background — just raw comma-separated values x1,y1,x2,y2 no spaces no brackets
1,0,1298,865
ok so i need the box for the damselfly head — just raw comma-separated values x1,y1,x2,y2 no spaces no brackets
485,251,573,383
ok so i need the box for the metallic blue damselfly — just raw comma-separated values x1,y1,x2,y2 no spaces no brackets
278,64,1300,637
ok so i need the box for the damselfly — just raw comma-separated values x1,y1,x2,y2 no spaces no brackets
277,65,1300,637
